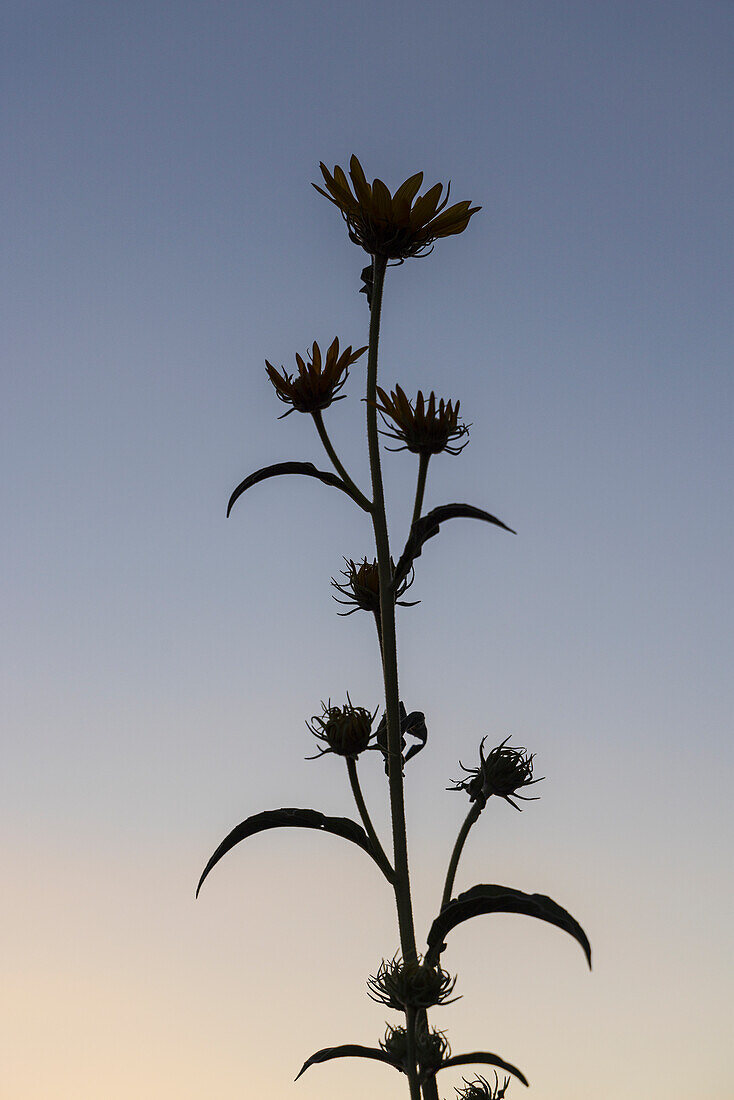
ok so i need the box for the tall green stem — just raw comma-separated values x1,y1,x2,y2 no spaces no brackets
365,254,421,1100
365,253,417,961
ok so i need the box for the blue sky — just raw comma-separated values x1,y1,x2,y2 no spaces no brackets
2,2,732,1097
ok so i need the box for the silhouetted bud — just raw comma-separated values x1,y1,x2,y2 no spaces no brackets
331,557,417,616
448,737,542,811
368,956,458,1010
380,1021,450,1072
306,697,378,759
455,1072,510,1100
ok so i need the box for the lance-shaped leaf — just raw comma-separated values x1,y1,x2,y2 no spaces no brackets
197,808,378,897
394,504,515,586
295,1044,401,1081
227,461,368,517
425,884,591,969
426,1051,528,1088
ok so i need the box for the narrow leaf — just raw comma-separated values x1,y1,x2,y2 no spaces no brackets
227,462,362,517
395,503,515,585
197,808,377,897
295,1044,400,1081
426,884,591,969
430,1052,528,1087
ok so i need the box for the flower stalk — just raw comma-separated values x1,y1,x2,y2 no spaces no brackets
346,756,394,883
311,408,372,511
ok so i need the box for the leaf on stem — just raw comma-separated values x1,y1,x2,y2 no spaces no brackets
227,461,360,517
425,884,591,969
196,808,378,897
375,701,428,774
427,1051,529,1088
394,504,515,586
295,1044,401,1080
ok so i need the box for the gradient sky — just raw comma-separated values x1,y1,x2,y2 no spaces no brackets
2,2,733,1098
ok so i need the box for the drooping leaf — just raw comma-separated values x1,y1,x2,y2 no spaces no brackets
394,503,515,585
428,1051,528,1087
375,702,428,774
227,461,367,517
425,884,591,969
295,1044,400,1081
196,808,378,897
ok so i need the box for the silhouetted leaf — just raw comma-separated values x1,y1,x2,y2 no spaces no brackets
395,503,515,585
375,702,428,774
425,884,591,969
227,462,365,517
428,1052,528,1087
197,808,377,897
295,1044,400,1081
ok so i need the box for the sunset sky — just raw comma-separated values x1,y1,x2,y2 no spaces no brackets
3,2,733,1098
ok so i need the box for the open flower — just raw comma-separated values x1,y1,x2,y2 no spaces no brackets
455,1073,511,1100
448,737,543,811
314,155,480,260
368,956,458,1010
374,384,470,455
265,338,367,417
306,696,378,759
331,557,418,615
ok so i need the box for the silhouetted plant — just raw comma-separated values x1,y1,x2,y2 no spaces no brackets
197,155,592,1099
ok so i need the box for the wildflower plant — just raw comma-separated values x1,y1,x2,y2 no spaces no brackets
197,156,592,1100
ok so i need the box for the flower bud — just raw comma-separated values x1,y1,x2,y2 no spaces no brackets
449,737,542,811
455,1072,510,1100
306,697,377,759
368,955,457,1010
380,1022,450,1071
331,557,417,616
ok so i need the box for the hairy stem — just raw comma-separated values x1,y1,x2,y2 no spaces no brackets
441,800,483,911
366,253,417,963
311,408,372,511
346,756,394,882
410,452,430,530
405,1005,421,1100
365,255,421,1100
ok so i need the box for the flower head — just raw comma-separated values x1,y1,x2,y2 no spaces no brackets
331,557,418,616
265,338,367,417
368,955,458,1010
374,384,470,455
306,696,378,759
381,1022,450,1072
314,155,480,260
456,1073,511,1100
449,737,542,811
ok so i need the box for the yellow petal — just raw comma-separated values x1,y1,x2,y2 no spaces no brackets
409,183,444,227
371,178,393,221
392,171,424,218
349,156,373,207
